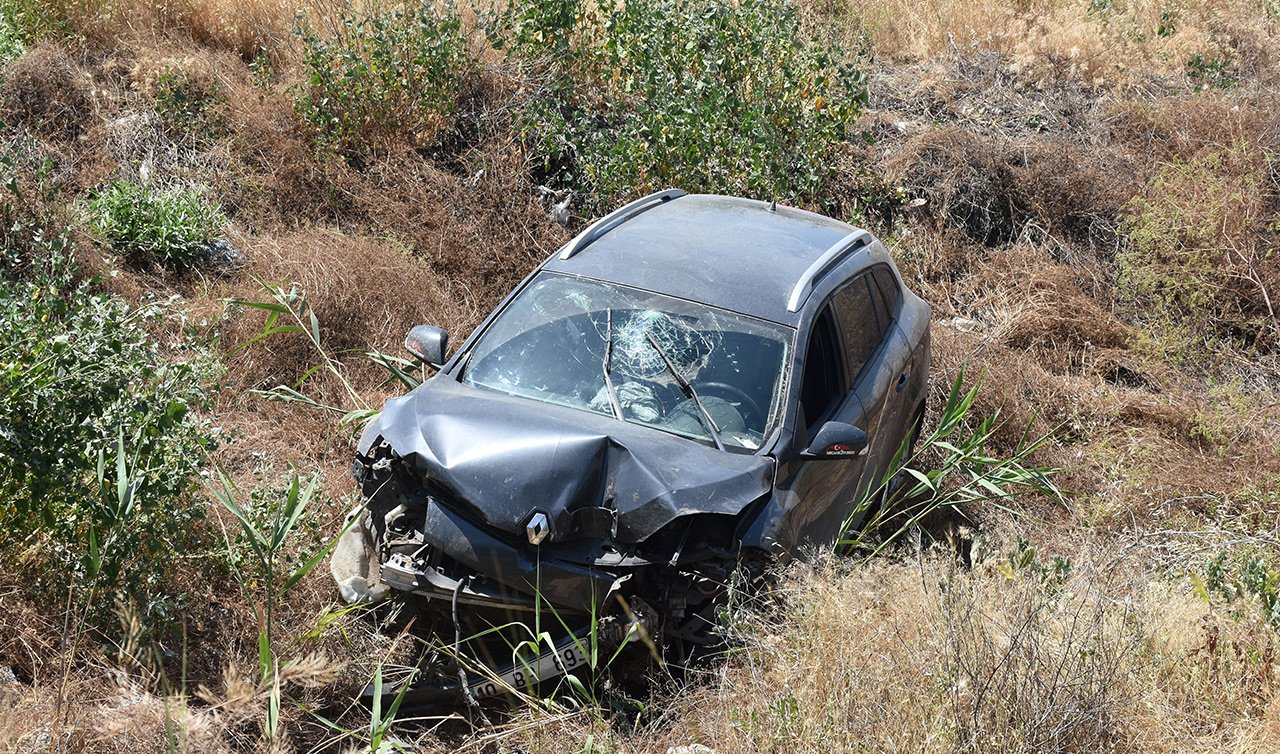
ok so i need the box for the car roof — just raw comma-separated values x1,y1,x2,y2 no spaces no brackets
542,194,861,325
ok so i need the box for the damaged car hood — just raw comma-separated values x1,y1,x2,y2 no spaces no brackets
362,377,774,544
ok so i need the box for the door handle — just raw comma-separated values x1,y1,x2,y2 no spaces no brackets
895,370,909,392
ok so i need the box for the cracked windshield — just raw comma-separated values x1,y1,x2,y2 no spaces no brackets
463,273,791,451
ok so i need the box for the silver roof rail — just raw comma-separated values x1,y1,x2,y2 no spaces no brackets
786,230,872,312
559,188,687,260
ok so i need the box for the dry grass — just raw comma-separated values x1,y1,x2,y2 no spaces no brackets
811,0,1280,86
0,42,95,142
463,552,1280,753
43,0,317,60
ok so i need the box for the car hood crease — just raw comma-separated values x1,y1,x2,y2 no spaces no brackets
365,378,774,543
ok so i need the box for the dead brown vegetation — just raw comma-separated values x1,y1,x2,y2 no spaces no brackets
0,42,94,141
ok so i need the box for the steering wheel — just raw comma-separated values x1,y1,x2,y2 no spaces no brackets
697,382,764,428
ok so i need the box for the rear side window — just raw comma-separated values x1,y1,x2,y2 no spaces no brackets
799,307,844,433
834,276,883,379
871,266,901,319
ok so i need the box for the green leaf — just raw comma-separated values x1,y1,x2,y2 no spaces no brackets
258,630,272,683
282,499,362,593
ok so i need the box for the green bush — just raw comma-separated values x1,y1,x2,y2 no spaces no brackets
508,0,866,213
0,0,58,61
1,160,220,614
0,5,24,62
153,66,226,139
294,3,474,155
0,274,219,609
0,0,75,54
89,180,227,269
1118,143,1277,358
1,147,74,280
1200,552,1280,632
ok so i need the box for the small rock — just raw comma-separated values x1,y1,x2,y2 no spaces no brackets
197,238,245,276
667,746,715,754
941,317,984,333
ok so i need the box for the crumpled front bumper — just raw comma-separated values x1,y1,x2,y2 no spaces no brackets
382,496,627,615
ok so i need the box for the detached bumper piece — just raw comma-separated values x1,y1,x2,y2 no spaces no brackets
363,599,655,708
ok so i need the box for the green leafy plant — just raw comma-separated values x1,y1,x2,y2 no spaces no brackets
232,279,376,424
207,470,331,663
1,149,74,281
997,536,1073,594
89,180,227,269
0,0,69,46
1,161,217,605
521,583,654,709
232,279,426,426
1186,52,1236,90
206,468,357,742
294,3,474,155
509,0,866,213
1196,552,1280,631
303,658,420,753
0,3,24,62
837,368,1064,557
1119,143,1278,358
490,0,584,61
0,272,218,609
153,66,226,138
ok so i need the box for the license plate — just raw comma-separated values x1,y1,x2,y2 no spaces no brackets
468,639,590,699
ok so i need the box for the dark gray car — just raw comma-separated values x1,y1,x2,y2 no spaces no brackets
339,191,931,702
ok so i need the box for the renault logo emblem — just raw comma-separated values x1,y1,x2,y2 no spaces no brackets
526,511,551,545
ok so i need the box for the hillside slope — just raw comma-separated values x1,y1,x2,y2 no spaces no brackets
2,0,1280,751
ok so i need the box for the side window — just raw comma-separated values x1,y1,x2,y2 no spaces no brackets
799,307,844,435
833,275,883,380
871,266,902,321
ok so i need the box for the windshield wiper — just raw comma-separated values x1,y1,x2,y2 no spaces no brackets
644,332,726,451
601,309,624,420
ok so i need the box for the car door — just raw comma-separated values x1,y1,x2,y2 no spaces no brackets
781,303,872,550
836,267,913,499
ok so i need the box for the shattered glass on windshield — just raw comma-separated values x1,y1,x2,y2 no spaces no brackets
462,273,791,451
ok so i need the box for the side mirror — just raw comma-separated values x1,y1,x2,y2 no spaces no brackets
405,325,448,367
803,421,868,459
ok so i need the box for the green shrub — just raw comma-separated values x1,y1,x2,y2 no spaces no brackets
0,0,73,51
1,162,220,611
0,273,219,613
294,3,474,155
0,5,24,62
1199,552,1280,632
1186,52,1236,90
508,0,866,213
1118,143,1277,358
0,0,60,60
153,66,226,139
1,147,74,280
89,180,227,269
